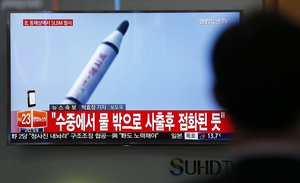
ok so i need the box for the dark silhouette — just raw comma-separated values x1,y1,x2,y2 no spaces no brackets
209,12,300,183
213,12,300,134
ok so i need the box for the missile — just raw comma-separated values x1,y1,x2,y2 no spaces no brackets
61,20,129,104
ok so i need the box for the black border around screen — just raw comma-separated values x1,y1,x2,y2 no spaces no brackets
7,10,242,146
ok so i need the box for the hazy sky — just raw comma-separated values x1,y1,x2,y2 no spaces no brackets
10,12,240,110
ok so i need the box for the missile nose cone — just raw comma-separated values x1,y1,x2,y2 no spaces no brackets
117,20,129,35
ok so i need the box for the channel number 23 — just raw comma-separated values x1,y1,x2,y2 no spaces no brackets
21,113,31,124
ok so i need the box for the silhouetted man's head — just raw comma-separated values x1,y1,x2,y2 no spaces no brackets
213,13,300,133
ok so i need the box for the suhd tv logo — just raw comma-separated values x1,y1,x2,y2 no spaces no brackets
169,157,233,176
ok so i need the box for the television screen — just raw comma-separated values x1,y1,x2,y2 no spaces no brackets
8,11,240,145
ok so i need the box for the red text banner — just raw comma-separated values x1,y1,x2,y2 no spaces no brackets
44,110,233,133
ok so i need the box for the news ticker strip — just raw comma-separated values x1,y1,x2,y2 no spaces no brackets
17,110,231,133
11,132,233,142
49,104,126,111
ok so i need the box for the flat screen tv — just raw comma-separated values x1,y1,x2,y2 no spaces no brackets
8,11,241,145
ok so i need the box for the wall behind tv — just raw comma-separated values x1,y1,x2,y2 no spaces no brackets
0,1,261,183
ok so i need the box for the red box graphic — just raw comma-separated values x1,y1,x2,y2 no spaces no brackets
17,110,47,128
45,110,233,133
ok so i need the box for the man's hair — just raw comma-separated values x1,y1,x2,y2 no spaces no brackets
213,12,300,132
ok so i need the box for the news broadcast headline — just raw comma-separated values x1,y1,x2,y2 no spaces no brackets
23,19,73,26
17,110,233,133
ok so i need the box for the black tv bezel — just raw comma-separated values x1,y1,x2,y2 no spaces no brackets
7,10,242,146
